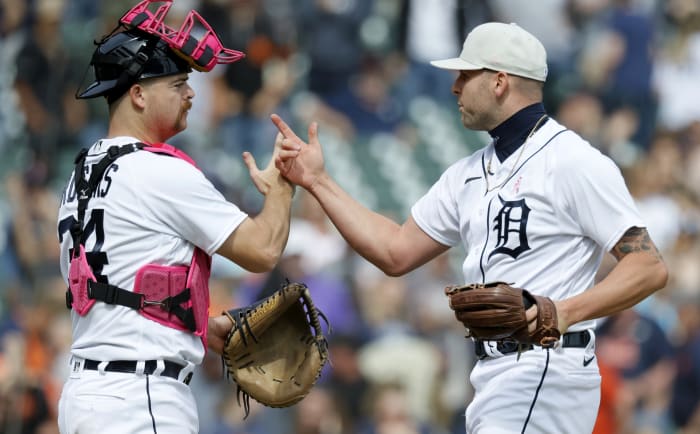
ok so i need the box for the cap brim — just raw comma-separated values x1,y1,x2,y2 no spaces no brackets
76,79,120,99
430,57,482,71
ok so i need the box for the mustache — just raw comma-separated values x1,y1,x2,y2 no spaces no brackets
184,101,193,110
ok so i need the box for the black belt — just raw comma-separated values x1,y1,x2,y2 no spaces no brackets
83,359,192,385
475,330,591,360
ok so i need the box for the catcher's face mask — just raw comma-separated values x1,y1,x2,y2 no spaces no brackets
120,0,244,72
76,0,244,102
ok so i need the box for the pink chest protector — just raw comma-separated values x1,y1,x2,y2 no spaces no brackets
134,248,211,338
66,142,211,349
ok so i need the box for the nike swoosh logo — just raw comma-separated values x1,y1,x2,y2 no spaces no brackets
583,355,596,367
464,176,481,184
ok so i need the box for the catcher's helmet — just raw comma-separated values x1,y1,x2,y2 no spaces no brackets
76,28,192,102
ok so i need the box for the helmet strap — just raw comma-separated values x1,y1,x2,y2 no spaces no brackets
106,36,158,104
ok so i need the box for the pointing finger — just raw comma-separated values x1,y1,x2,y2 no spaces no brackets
270,113,303,143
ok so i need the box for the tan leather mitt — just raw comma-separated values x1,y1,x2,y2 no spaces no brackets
444,281,561,347
222,282,329,414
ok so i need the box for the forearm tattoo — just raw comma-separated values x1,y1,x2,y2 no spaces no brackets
611,227,663,261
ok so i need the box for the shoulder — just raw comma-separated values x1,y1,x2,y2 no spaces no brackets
133,149,199,171
542,120,618,173
132,152,208,194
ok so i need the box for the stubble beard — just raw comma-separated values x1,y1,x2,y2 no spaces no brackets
460,109,484,132
460,102,496,132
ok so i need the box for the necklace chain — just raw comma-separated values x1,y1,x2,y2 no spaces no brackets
485,114,548,192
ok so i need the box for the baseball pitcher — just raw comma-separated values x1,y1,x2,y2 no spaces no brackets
271,22,668,434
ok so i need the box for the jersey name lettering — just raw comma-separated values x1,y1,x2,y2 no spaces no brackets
61,163,119,205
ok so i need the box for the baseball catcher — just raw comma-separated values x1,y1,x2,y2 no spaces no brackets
445,282,561,349
220,281,329,415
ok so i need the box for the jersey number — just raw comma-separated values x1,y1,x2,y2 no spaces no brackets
58,209,109,283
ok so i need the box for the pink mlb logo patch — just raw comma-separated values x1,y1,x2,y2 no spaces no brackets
513,176,523,194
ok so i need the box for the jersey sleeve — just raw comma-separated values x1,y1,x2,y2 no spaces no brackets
138,155,248,255
411,162,464,247
555,137,645,252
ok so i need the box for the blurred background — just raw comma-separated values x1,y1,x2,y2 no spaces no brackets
1,0,699,433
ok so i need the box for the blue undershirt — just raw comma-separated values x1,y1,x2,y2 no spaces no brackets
489,102,548,162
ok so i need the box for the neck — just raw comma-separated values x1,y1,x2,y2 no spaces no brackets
107,111,167,144
489,103,547,162
107,125,160,143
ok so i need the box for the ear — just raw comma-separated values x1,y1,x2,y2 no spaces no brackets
129,83,147,109
493,71,510,98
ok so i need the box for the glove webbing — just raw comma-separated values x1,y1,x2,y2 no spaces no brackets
225,303,262,349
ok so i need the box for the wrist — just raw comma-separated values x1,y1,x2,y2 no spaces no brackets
280,178,296,197
555,299,572,333
307,171,330,196
266,175,295,196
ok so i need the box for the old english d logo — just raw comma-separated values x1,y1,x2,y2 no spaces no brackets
488,196,530,260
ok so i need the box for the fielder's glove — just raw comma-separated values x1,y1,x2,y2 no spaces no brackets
444,281,561,348
222,282,329,415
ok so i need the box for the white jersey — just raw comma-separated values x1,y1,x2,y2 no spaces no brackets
412,118,644,332
57,136,247,365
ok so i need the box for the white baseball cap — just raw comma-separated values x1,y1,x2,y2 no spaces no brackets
430,22,548,82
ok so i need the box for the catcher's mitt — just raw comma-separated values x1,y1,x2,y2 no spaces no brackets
445,281,560,348
221,282,329,415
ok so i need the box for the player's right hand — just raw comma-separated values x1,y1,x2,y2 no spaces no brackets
270,113,325,191
207,314,235,355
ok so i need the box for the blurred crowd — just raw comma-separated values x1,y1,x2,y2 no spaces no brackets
1,0,700,433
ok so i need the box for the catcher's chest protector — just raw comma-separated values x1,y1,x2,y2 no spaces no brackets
133,247,211,337
66,143,211,347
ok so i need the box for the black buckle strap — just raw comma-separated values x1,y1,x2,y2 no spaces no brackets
87,281,144,310
167,288,192,322
83,359,192,384
142,288,196,332
475,330,591,360
88,282,196,332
